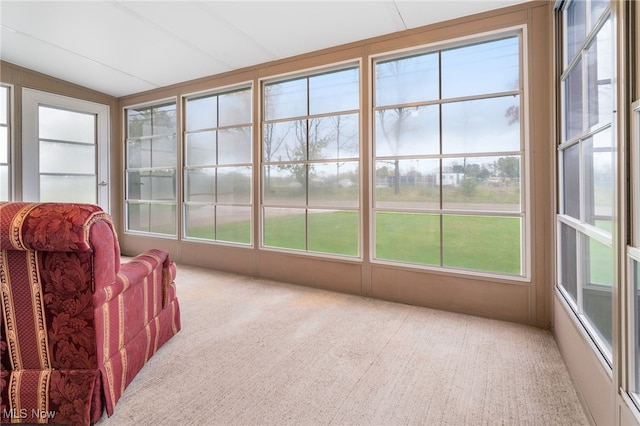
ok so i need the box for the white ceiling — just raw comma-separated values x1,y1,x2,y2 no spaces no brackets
0,0,531,98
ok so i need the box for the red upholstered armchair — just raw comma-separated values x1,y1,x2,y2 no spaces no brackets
0,202,181,425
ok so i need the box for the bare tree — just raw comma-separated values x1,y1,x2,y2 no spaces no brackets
377,106,415,194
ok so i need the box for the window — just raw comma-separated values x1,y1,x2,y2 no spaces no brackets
557,2,614,361
184,87,252,244
630,102,640,398
372,33,524,276
0,85,10,201
629,0,640,408
262,66,360,256
125,101,177,236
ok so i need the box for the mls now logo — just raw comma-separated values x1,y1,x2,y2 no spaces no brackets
3,408,56,420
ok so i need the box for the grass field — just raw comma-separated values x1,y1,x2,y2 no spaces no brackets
375,212,521,274
260,210,522,274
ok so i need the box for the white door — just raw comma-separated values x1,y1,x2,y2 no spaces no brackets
22,89,110,212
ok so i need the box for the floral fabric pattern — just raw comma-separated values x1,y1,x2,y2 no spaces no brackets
41,252,97,370
0,202,111,252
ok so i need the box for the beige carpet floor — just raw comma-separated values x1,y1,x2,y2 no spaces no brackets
97,262,589,426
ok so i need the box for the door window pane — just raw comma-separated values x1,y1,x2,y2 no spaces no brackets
40,175,96,202
38,106,97,204
40,141,95,174
39,106,94,143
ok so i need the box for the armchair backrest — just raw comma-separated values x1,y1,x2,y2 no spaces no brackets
0,202,121,423
0,201,120,254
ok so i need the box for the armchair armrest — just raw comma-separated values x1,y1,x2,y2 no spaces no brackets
93,249,175,306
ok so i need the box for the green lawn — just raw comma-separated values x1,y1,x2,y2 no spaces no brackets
184,208,523,274
375,212,521,274
260,210,521,274
589,220,614,286
263,210,359,256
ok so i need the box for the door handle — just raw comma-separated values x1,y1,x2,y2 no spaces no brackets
98,181,108,187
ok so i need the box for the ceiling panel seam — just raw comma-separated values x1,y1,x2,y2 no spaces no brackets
196,2,279,61
0,23,159,88
113,0,236,70
392,1,408,30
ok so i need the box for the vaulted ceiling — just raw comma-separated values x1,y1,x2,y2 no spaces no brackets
1,1,531,98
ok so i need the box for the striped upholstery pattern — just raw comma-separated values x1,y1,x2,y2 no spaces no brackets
0,202,181,425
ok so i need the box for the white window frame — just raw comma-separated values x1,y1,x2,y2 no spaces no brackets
123,97,178,238
259,61,362,258
22,88,111,211
368,26,530,280
556,2,615,366
628,101,640,404
182,83,254,246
